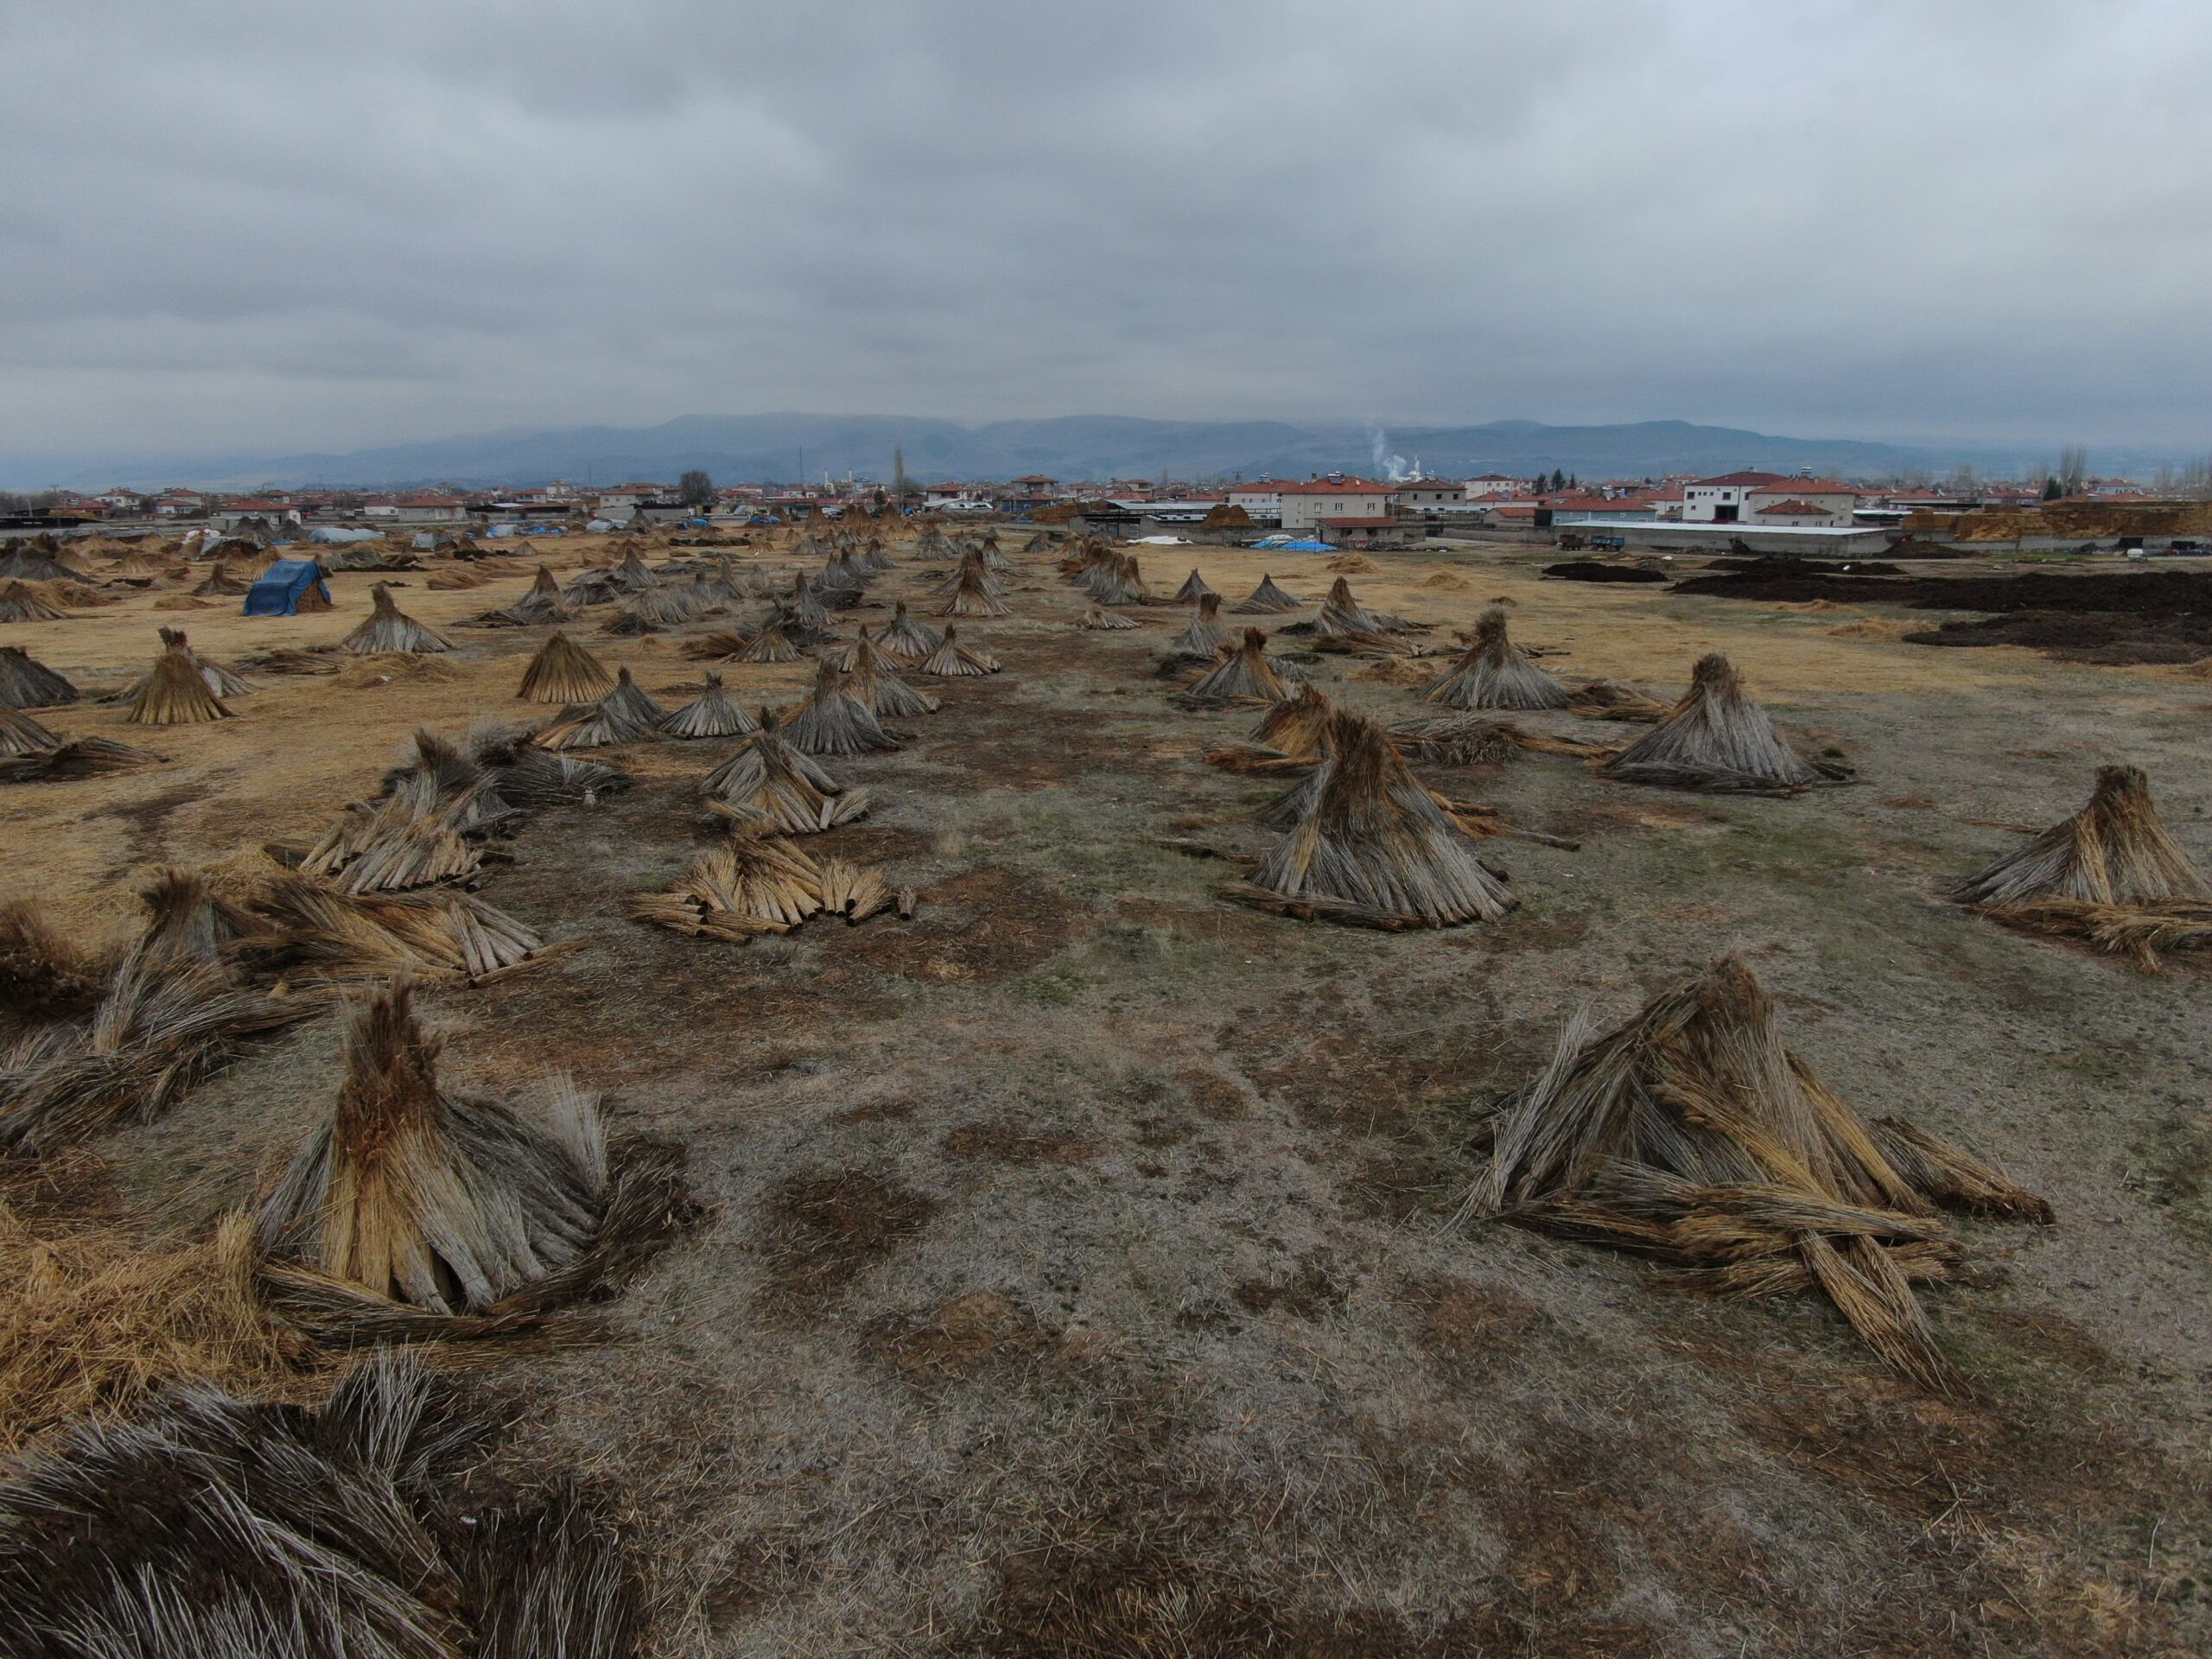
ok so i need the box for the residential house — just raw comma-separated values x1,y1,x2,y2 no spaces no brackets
1391,480,1474,517
1743,478,1860,529
1224,480,1297,524
1276,475,1396,533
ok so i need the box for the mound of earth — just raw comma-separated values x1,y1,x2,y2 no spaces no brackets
1542,561,1669,583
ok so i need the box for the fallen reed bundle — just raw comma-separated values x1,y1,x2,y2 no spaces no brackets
256,979,671,1336
1222,708,1518,929
302,788,489,893
0,645,77,708
124,630,232,725
778,659,900,754
0,580,67,622
1230,573,1305,614
1461,957,2051,1389
137,866,256,969
1950,765,2212,968
1171,592,1228,657
630,832,830,940
701,721,870,833
1423,607,1567,710
518,631,617,703
1387,710,1608,766
0,1349,644,1655
0,727,152,784
841,627,939,716
253,873,565,985
1600,654,1821,792
342,582,454,654
486,745,629,807
0,703,60,758
1567,679,1671,722
918,624,1001,677
0,952,313,1154
880,601,944,660
533,694,663,752
189,559,251,596
663,671,760,738
1080,604,1140,631
1179,626,1293,703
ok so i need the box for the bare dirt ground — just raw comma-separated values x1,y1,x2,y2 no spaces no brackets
5,533,2210,1656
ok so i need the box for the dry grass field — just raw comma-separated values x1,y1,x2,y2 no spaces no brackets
3,530,2208,1656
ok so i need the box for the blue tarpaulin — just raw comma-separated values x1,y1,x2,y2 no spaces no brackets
243,559,333,616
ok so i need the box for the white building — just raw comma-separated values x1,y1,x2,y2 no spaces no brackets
1682,471,1789,524
1391,480,1471,516
1276,476,1395,532
1462,474,1528,500
1224,480,1295,522
1743,479,1860,529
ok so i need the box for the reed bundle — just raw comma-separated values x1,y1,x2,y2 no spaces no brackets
1423,607,1567,710
517,632,616,703
341,582,454,655
1601,654,1820,792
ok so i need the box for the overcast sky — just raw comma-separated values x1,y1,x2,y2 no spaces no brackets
4,0,2209,463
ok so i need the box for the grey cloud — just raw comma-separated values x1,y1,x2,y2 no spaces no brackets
2,0,2209,467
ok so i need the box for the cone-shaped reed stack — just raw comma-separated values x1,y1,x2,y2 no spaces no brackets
918,624,1001,677
1949,765,2212,967
778,661,899,755
880,601,944,661
1181,627,1291,703
518,632,615,703
1424,607,1567,710
1462,957,2050,1390
127,632,232,724
0,580,67,622
663,671,759,739
255,979,613,1314
342,582,454,654
1171,593,1227,657
1231,573,1304,614
1224,708,1517,930
0,645,77,708
1171,569,1216,603
841,628,939,717
1600,654,1817,792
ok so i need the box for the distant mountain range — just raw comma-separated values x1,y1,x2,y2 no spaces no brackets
3,413,2088,493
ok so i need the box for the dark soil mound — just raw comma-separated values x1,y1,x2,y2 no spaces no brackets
1673,565,2212,664
1698,556,1904,577
1906,611,2212,665
1543,561,1668,583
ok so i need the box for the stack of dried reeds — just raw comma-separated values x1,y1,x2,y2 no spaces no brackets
0,580,67,623
125,629,233,725
1172,569,1216,603
0,645,77,709
1461,957,2051,1389
1950,765,2212,968
839,627,939,717
1231,573,1305,614
1171,592,1228,657
778,660,899,755
252,871,565,985
342,582,454,654
939,552,1012,618
1179,626,1293,704
1080,605,1141,631
918,624,1001,677
880,601,944,661
663,671,760,739
1223,707,1519,929
1423,607,1567,710
0,1349,645,1654
1600,654,1821,792
1387,710,1608,766
0,707,149,784
518,631,617,703
256,978,665,1332
701,720,870,832
631,830,895,940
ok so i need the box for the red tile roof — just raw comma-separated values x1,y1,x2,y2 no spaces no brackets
1693,471,1789,488
1752,499,1832,517
1748,478,1858,497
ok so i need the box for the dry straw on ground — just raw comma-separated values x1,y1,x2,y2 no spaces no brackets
1462,956,2050,1390
0,1349,643,1656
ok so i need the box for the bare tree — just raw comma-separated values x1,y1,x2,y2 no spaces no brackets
678,470,714,508
2057,444,2089,494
